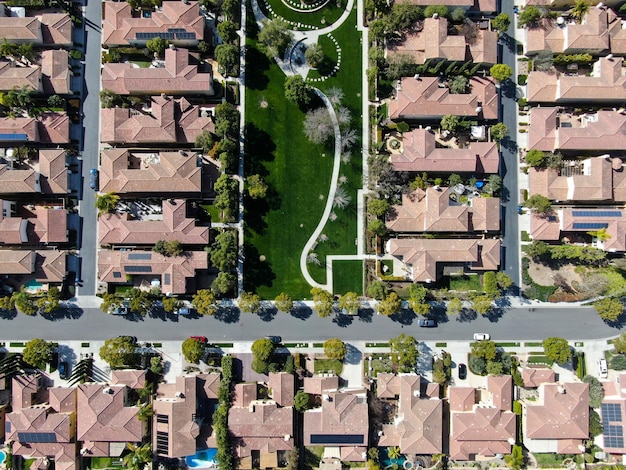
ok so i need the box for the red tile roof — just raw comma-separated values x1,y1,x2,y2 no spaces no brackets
522,368,556,388
0,61,41,92
41,50,70,95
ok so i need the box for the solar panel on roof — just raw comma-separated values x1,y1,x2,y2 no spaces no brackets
0,133,28,141
128,253,152,260
124,265,152,273
168,28,187,33
176,32,196,39
17,432,56,443
310,434,364,445
572,222,609,230
572,210,622,217
602,403,622,422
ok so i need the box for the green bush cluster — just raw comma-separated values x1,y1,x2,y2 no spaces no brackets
553,53,593,66
5,0,45,7
215,355,234,470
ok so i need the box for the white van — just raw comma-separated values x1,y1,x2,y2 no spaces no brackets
598,358,608,378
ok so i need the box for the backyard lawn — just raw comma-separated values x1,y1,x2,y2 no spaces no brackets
244,2,363,299
314,357,343,375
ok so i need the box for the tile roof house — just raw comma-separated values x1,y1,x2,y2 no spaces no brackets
389,128,499,174
389,76,498,121
0,200,28,244
7,380,77,470
99,199,209,246
102,1,205,47
268,372,295,407
376,374,443,454
403,0,496,12
77,383,144,456
26,205,68,244
526,57,626,103
153,373,220,458
41,50,71,95
303,392,369,450
449,376,516,461
522,367,556,388
303,375,340,395
387,17,498,64
526,6,626,55
528,108,626,152
523,382,589,453
39,13,72,46
387,238,500,283
0,13,72,46
98,249,208,294
0,167,40,195
0,61,42,92
229,377,295,469
110,370,147,390
99,149,202,194
34,249,67,282
102,47,213,95
0,250,36,274
0,112,69,144
100,96,214,145
39,149,69,194
386,187,500,233
599,373,626,454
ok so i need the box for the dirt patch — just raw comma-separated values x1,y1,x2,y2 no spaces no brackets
528,261,582,287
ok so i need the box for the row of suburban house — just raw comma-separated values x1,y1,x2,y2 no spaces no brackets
0,1,79,293
95,0,224,295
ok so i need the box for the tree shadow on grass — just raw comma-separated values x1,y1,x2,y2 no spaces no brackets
244,195,269,236
244,123,276,177
244,46,270,92
243,242,276,292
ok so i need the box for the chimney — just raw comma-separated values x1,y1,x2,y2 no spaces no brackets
103,387,113,394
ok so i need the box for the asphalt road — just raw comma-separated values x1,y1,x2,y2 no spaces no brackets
0,305,621,342
498,0,521,293
76,0,102,296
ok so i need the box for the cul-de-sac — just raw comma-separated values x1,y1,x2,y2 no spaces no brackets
0,0,624,467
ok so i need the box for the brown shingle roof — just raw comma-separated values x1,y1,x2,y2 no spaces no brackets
522,368,556,388
387,238,500,282
0,61,41,92
229,402,294,457
0,203,28,244
37,112,70,144
389,128,499,174
111,370,147,389
268,372,295,407
0,250,35,275
0,17,42,43
389,76,498,120
27,206,68,244
39,149,69,194
487,375,513,411
34,250,67,282
39,13,72,46
101,47,213,95
41,50,70,95
303,375,340,395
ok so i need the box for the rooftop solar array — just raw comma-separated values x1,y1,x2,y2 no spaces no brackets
128,252,152,260
572,222,609,230
602,403,624,448
135,30,196,40
310,434,364,445
572,211,622,218
124,265,152,273
0,133,28,141
17,432,57,443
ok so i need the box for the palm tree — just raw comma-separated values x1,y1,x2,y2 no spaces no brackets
122,443,152,470
137,402,153,421
388,446,402,460
504,445,526,470
571,0,589,22
95,192,120,216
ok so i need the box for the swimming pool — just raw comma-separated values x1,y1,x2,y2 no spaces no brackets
23,279,43,291
185,449,217,469
0,450,6,465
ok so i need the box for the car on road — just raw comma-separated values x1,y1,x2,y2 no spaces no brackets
265,336,282,344
473,333,490,341
58,361,70,379
118,335,138,343
89,168,98,190
418,318,437,327
458,363,467,380
598,358,608,378
190,336,207,343
175,301,193,315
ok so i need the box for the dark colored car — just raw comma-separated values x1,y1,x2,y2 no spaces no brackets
265,336,282,344
458,363,467,380
118,335,137,343
190,336,207,343
89,168,98,190
59,361,70,380
418,318,437,327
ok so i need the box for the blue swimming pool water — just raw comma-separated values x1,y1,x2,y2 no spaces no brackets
380,448,406,468
0,450,6,465
23,279,43,289
185,449,217,468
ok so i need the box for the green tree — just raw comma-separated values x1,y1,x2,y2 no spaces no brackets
447,297,463,315
424,4,448,17
491,123,509,142
450,7,465,22
212,272,236,296
305,43,324,68
378,292,402,316
518,5,542,26
182,337,206,363
100,293,123,314
138,402,154,421
526,240,550,259
490,64,513,83
23,339,54,369
214,44,240,76
215,102,240,140
95,192,120,216
483,272,499,297
367,198,390,217
146,37,168,56
524,149,546,167
246,174,268,199
13,290,37,315
367,281,388,300
99,88,119,108
311,287,333,317
486,361,503,375
471,340,497,360
324,338,347,361
472,295,494,315
441,114,461,132
209,229,237,271
504,445,525,470
0,295,15,311
275,292,294,313
390,334,419,373
100,336,137,369
589,408,603,438
258,18,293,58
594,298,623,322
122,443,152,470
153,239,183,257
614,333,626,354
47,94,64,108
294,390,310,412
284,75,311,107
408,283,430,315
533,50,554,72
524,194,552,213
239,292,261,313
195,130,215,153
127,288,152,316
217,20,238,43
252,338,275,363
192,289,218,315
496,272,513,291
338,292,360,315
388,447,402,460
571,0,590,22
583,375,605,408
37,286,60,314
542,337,572,364
448,75,469,94
368,219,387,237
162,297,178,313
491,13,510,33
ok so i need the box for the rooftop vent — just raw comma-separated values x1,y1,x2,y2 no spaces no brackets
103,387,114,394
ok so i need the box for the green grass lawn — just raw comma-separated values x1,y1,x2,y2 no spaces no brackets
314,357,343,375
244,3,363,299
449,275,483,292
89,457,119,469
533,454,574,468
332,259,363,294
304,446,325,470
256,0,347,28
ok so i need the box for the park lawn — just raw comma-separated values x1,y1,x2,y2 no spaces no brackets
314,357,343,375
256,0,346,29
332,259,363,295
449,275,483,292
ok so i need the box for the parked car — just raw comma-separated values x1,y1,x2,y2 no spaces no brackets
598,358,608,378
190,336,207,343
89,168,98,190
458,363,467,380
58,361,70,380
473,333,490,341
418,318,437,327
175,301,193,315
118,335,138,343
265,336,282,344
